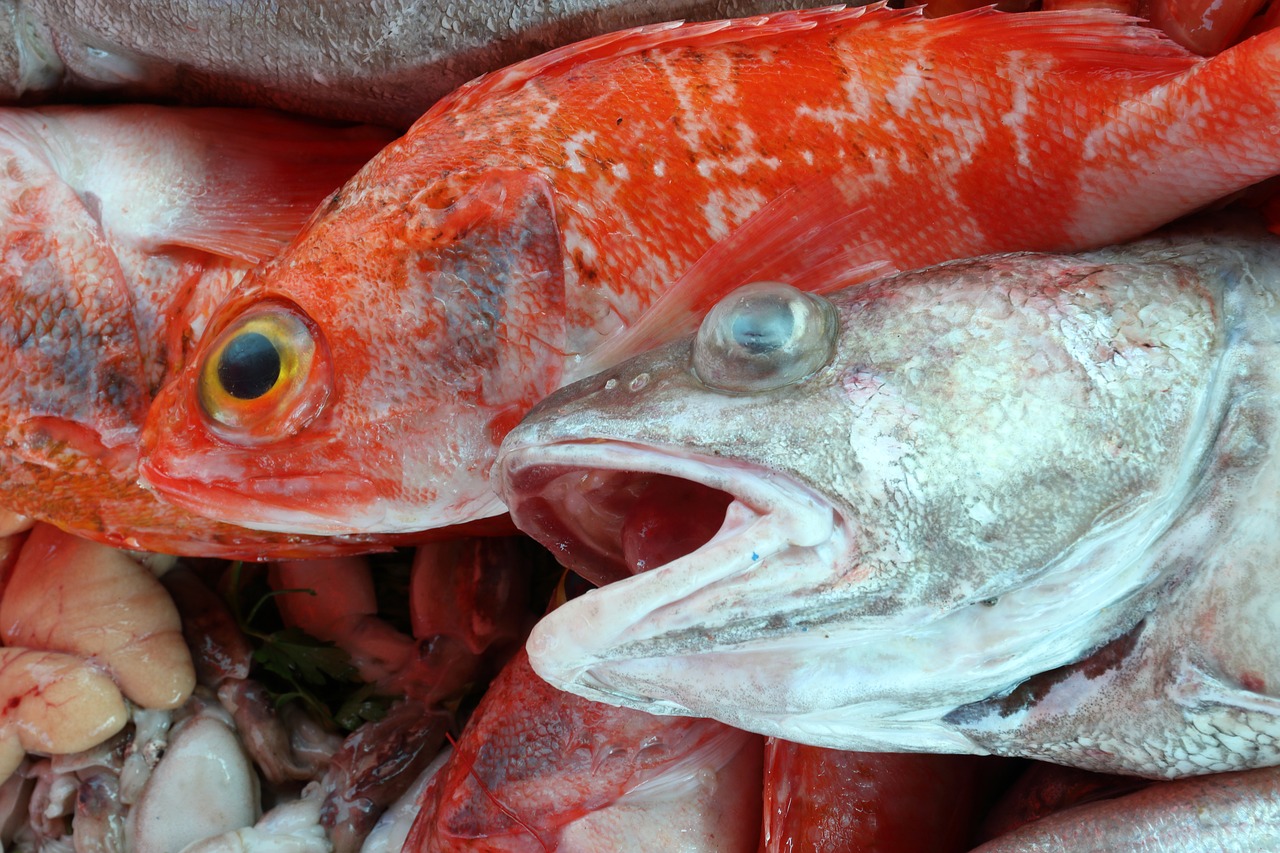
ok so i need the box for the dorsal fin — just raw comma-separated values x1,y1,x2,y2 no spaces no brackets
11,106,394,265
424,5,915,122
426,3,1197,129
926,6,1196,75
156,110,395,262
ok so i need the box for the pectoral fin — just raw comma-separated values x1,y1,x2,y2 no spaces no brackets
575,178,897,378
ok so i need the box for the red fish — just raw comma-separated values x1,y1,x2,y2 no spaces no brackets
0,105,399,556
406,648,762,851
762,741,1010,852
142,5,1280,537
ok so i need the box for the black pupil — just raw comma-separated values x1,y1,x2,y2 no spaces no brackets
217,331,282,400
731,300,794,355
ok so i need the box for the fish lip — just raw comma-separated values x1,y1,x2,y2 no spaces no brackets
137,464,391,535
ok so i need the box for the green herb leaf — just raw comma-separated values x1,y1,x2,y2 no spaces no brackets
252,627,357,687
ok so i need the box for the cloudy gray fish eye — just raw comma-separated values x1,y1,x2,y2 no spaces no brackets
694,281,837,392
731,295,796,354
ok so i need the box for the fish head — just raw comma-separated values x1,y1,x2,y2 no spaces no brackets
140,168,568,534
496,247,1224,752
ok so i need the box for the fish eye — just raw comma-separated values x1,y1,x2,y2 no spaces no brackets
692,281,838,393
196,301,330,443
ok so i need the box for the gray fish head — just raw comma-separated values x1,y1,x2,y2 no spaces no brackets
496,243,1229,752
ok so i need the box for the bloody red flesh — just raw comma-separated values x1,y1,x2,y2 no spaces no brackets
620,475,736,575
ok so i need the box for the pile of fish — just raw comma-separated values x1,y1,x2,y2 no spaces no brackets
3,0,1280,848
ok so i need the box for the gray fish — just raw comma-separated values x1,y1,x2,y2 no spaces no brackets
0,0,802,126
495,224,1280,779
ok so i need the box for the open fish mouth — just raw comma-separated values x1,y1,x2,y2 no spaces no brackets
497,432,1187,753
500,440,842,589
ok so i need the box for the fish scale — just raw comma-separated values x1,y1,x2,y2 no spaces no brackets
143,5,1280,539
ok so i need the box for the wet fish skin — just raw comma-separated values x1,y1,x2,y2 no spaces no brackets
140,6,1280,538
0,0,801,126
495,225,1280,778
969,766,1280,852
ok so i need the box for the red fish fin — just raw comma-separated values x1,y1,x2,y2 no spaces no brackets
426,5,918,121
153,110,394,263
617,725,759,804
575,177,897,376
928,7,1197,77
431,4,1195,127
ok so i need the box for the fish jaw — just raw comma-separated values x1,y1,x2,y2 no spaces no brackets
498,432,1181,754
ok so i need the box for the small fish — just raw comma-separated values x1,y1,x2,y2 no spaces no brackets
494,223,1280,779
141,5,1280,538
0,0,804,126
0,104,403,556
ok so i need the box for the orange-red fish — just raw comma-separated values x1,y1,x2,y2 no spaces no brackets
0,105,400,556
142,5,1280,536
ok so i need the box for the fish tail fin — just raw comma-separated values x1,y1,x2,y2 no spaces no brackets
1066,25,1280,245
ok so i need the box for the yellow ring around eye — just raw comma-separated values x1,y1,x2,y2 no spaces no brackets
195,301,330,444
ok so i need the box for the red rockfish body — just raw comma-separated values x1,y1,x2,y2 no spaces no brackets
142,5,1280,536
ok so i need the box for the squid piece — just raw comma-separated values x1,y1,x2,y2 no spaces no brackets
0,648,128,780
360,750,447,853
161,567,253,687
0,524,194,710
127,701,260,853
320,701,451,853
165,566,339,787
217,679,341,787
180,792,331,853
